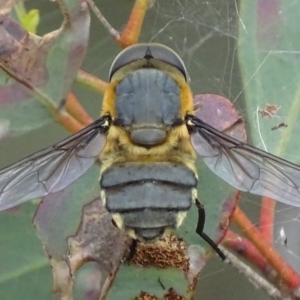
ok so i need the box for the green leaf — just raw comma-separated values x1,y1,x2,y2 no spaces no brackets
0,0,90,136
238,1,300,162
14,2,40,34
107,266,189,300
0,203,53,300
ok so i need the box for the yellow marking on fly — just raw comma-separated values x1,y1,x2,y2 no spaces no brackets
164,228,174,238
112,213,124,230
101,82,118,118
99,123,197,174
125,228,137,240
100,57,197,175
176,211,188,228
191,188,198,203
99,58,199,238
100,190,106,206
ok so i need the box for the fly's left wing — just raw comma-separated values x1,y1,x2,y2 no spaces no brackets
0,116,110,211
188,115,300,207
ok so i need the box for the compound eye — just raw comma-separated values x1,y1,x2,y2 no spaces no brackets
108,43,188,81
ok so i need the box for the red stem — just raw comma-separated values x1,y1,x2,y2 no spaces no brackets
76,70,108,94
66,92,94,126
259,197,275,243
223,230,273,278
233,206,300,289
118,0,149,47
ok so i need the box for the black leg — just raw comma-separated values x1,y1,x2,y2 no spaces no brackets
195,199,226,261
125,239,138,263
158,277,165,290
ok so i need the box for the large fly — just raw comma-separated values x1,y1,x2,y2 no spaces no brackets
1,43,300,261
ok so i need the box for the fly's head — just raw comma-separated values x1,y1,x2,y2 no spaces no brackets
100,44,195,149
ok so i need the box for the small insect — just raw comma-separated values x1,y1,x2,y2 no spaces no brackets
271,123,288,131
1,44,300,261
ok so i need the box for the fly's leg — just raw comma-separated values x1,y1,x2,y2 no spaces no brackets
126,239,138,263
195,198,226,261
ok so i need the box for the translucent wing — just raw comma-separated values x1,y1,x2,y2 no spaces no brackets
189,116,300,207
0,117,109,211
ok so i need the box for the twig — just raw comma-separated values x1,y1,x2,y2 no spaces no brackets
86,0,121,40
219,246,291,300
223,230,273,276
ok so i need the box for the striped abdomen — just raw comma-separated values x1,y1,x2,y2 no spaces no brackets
100,162,197,242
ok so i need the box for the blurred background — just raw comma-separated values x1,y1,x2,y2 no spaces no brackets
1,0,300,299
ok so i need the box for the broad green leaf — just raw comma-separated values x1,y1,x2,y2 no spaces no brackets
0,0,90,136
239,1,300,163
0,203,53,300
107,266,189,300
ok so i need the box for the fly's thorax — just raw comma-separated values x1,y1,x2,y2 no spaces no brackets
99,68,196,169
114,68,181,146
101,60,194,147
99,162,198,242
99,123,197,174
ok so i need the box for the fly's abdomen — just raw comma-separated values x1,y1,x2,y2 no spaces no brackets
100,162,197,242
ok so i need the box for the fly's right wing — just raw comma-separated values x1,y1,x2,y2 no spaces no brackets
0,116,110,211
188,115,300,207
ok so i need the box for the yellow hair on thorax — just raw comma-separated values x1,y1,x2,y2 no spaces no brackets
100,123,196,174
99,58,197,177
